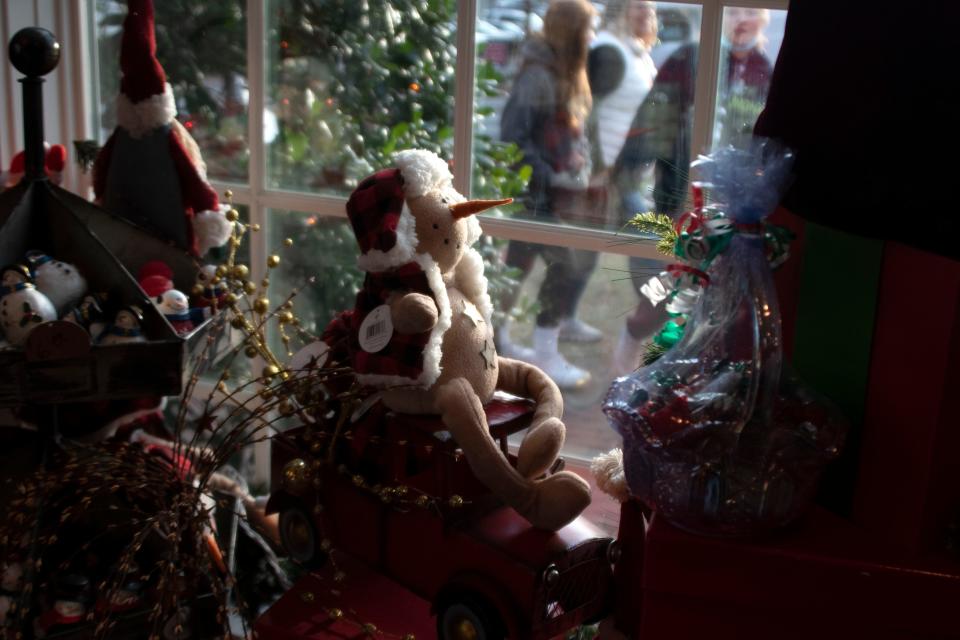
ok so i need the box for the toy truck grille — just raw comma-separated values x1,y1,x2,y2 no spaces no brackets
534,539,612,632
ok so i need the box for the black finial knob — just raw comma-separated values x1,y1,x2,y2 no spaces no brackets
9,27,60,77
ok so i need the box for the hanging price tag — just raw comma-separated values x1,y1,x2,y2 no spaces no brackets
358,304,393,353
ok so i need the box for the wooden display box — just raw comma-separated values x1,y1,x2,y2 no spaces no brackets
0,179,225,407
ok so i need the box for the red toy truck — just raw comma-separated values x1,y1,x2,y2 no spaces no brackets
265,395,616,639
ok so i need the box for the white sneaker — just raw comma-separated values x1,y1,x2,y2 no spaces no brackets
612,325,646,376
495,324,536,361
558,316,603,343
531,326,591,389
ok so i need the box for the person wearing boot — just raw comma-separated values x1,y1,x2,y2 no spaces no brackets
497,0,605,390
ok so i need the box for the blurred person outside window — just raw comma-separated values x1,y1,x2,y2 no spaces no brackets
587,0,659,219
497,0,605,390
715,7,774,148
610,7,774,373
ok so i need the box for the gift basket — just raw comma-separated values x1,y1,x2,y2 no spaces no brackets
604,140,848,536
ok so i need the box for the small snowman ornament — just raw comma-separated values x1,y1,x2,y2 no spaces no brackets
34,574,90,637
99,305,146,345
24,250,87,317
153,289,208,335
65,293,108,340
0,264,57,346
193,264,226,308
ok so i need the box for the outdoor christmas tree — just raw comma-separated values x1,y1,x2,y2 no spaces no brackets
95,0,529,332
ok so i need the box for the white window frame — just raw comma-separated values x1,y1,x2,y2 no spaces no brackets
70,0,787,482
73,0,789,265
217,0,787,262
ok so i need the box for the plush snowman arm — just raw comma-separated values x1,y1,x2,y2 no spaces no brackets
388,291,438,334
92,131,118,200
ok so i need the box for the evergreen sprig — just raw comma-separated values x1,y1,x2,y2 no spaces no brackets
629,212,677,257
643,341,668,366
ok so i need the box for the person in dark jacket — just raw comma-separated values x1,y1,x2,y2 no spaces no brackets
610,8,774,372
496,0,604,390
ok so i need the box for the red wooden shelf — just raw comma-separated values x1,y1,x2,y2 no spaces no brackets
614,500,960,639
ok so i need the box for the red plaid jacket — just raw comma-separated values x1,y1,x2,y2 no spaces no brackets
325,262,437,386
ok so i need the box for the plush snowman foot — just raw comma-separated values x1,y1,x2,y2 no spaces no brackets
517,416,564,479
525,471,592,531
435,378,589,531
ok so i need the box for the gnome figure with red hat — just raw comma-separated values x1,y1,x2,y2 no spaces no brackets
325,149,591,531
93,0,233,258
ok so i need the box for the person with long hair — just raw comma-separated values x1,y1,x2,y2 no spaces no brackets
497,0,604,389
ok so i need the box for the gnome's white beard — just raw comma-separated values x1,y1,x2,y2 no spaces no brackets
116,83,177,139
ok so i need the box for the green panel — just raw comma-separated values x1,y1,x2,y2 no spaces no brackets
792,222,884,515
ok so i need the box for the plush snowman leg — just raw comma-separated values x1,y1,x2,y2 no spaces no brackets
496,357,565,479
435,378,590,531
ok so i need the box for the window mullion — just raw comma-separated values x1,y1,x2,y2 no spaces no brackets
480,217,663,262
453,0,478,197
246,0,268,277
691,0,723,159
247,0,266,201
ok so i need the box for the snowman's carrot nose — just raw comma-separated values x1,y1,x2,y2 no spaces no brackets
449,198,513,219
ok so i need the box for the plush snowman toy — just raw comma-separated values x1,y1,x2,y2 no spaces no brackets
0,264,57,346
24,250,88,317
99,306,146,345
153,289,208,335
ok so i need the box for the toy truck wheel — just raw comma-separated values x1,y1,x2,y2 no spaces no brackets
437,596,506,640
279,506,325,569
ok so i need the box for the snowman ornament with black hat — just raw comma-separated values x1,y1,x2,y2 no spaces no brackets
0,264,57,346
99,305,147,345
64,292,108,340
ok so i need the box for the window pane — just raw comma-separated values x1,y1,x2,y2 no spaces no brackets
267,211,363,341
265,1,457,195
94,0,249,183
491,236,669,460
711,6,787,150
474,1,702,230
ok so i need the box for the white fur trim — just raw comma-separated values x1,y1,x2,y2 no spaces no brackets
193,203,235,256
465,215,483,247
356,203,419,272
591,448,630,502
116,83,177,139
393,149,452,198
415,252,452,388
354,253,452,390
455,248,493,324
